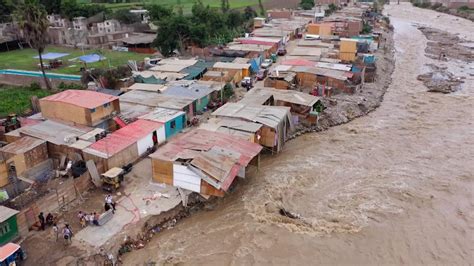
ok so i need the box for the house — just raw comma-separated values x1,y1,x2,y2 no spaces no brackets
72,17,87,30
0,206,19,245
120,90,195,119
162,84,213,113
83,119,165,173
0,137,48,178
212,62,251,79
39,90,120,128
291,65,356,94
119,33,157,54
199,117,263,144
149,129,262,197
139,108,186,139
8,120,98,159
212,103,293,153
240,87,324,125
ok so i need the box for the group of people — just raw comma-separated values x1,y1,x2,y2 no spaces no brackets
77,211,100,227
52,223,73,244
38,212,55,231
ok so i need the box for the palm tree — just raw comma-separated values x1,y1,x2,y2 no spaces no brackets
15,0,52,90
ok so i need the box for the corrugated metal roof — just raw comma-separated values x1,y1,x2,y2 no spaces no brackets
212,103,291,129
315,62,352,71
139,107,185,123
0,206,19,223
119,102,154,121
241,87,321,107
162,84,213,100
158,58,198,66
0,136,45,154
199,117,262,139
150,64,187,73
41,90,118,109
291,66,350,81
20,120,92,145
281,59,316,66
127,83,168,92
237,37,281,45
213,62,251,70
85,119,163,157
120,90,194,110
289,47,323,56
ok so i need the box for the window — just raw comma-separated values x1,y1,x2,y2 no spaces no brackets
91,108,96,113
170,120,176,129
103,103,110,108
0,222,10,236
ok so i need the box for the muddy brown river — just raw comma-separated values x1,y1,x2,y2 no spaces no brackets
124,3,474,265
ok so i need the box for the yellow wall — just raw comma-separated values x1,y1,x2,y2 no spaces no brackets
40,101,88,125
0,162,8,187
339,52,356,62
340,39,358,53
88,100,119,126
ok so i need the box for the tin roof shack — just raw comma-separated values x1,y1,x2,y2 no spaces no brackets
292,66,356,94
307,23,333,36
39,90,120,128
162,84,213,113
212,103,293,153
226,43,275,59
0,137,48,178
0,206,19,245
241,87,324,126
83,119,165,173
15,120,97,159
120,90,196,119
150,129,262,197
199,117,263,144
339,38,358,62
236,37,282,47
201,70,241,87
212,62,251,79
139,108,186,139
264,70,297,90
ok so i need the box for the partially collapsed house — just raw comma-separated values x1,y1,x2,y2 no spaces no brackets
240,87,324,125
212,103,293,153
83,119,165,173
150,129,262,197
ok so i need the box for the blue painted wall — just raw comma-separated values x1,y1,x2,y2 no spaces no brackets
164,113,186,139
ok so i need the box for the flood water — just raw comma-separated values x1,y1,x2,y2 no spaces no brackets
124,3,474,265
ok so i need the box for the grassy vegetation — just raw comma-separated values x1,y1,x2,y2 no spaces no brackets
83,0,264,12
0,84,52,117
0,46,147,75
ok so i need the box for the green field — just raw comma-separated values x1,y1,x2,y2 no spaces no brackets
81,0,264,12
0,85,52,117
0,46,148,75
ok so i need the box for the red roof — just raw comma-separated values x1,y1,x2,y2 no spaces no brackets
150,129,262,191
281,59,316,67
41,90,118,109
0,243,20,262
88,119,162,156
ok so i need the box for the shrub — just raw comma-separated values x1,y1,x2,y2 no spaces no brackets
58,82,84,91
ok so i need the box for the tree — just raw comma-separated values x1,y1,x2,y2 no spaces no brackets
147,4,173,22
258,0,265,16
40,0,61,14
112,9,141,24
0,0,14,22
15,0,52,90
243,6,258,20
300,0,315,10
153,15,191,56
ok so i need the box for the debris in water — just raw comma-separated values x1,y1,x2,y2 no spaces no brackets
279,208,301,219
417,64,464,93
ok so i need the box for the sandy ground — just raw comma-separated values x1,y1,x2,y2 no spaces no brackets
123,3,474,265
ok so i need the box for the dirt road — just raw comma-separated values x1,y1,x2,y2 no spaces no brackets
123,3,474,265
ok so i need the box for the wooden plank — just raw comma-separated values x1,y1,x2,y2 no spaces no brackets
86,160,101,187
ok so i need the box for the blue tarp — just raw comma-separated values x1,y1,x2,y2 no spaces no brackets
79,54,105,63
34,52,69,60
249,56,262,73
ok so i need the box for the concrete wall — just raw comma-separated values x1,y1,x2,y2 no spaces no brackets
0,74,82,89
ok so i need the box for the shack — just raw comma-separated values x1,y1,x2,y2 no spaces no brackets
119,90,195,119
39,90,120,128
150,129,262,197
139,108,186,139
292,66,356,94
212,62,251,79
199,117,263,144
212,103,293,153
83,119,165,173
240,87,324,125
0,137,48,177
162,83,213,113
0,206,19,245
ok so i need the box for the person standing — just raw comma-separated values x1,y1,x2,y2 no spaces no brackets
38,212,45,231
52,223,59,242
63,224,73,245
105,194,116,213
